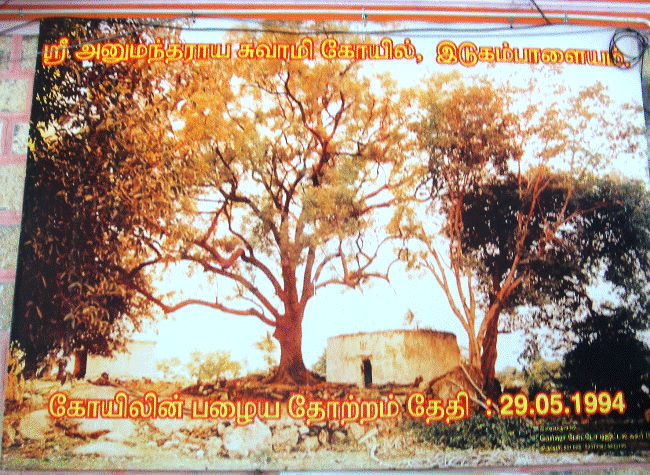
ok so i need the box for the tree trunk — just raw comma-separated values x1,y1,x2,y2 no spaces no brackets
21,351,40,380
265,224,324,385
268,316,318,385
73,348,87,379
481,318,500,401
268,228,321,385
481,285,503,400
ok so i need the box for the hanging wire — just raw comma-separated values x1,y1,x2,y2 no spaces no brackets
528,0,552,26
609,27,649,69
609,28,650,179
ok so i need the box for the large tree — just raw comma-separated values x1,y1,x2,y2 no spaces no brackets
114,25,414,384
512,175,650,363
460,172,650,394
561,306,650,418
396,71,645,394
12,18,191,376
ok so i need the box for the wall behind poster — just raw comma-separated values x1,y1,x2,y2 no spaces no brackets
1,2,650,474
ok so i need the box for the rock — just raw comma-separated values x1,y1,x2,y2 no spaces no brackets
327,419,340,431
149,417,188,435
75,418,137,441
268,414,303,430
162,439,180,449
186,419,216,438
222,419,272,458
73,441,141,457
317,428,329,446
374,418,395,436
182,442,202,454
216,421,229,436
271,426,299,452
205,436,224,456
430,378,458,401
358,427,378,445
331,430,347,445
18,410,54,440
300,435,320,452
346,422,366,441
428,366,475,400
3,425,16,446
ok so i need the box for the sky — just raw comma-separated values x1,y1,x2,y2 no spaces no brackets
134,18,648,376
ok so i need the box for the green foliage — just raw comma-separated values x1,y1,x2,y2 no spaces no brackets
402,308,424,329
524,359,562,395
5,341,26,403
560,306,650,418
495,366,522,388
108,23,413,384
311,348,326,377
419,74,521,201
156,356,183,380
186,349,242,382
496,359,562,395
254,331,278,371
519,176,650,362
8,341,25,375
572,177,650,314
411,69,646,393
407,412,537,450
12,18,184,376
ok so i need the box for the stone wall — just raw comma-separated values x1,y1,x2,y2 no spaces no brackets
0,32,37,410
0,33,36,334
326,329,461,387
85,340,158,380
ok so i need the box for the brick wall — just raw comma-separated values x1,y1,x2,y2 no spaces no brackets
0,34,36,335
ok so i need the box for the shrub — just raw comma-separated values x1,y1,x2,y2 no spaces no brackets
406,412,538,450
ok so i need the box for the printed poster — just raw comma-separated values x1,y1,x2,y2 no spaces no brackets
3,16,650,471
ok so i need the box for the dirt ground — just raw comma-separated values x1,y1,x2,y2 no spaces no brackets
3,437,648,472
4,436,648,472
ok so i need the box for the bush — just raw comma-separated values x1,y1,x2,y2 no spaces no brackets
406,412,538,450
560,307,650,419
